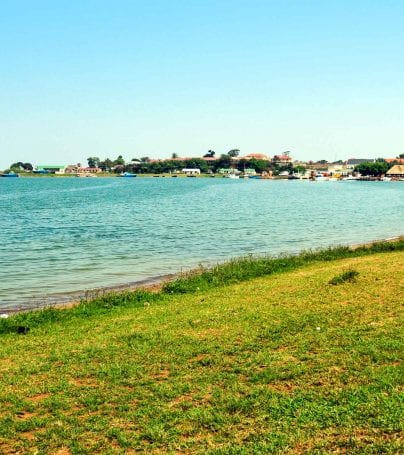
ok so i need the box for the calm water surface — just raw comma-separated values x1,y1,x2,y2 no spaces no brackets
0,177,403,311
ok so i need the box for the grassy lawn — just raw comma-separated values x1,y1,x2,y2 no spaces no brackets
0,250,403,453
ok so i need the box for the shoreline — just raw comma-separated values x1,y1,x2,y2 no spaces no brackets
1,235,403,316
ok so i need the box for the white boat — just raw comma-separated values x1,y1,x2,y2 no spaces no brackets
225,173,239,179
315,173,329,181
342,176,359,181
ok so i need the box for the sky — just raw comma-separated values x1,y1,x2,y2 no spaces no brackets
1,0,403,169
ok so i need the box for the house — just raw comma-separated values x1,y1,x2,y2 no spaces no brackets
182,168,200,175
65,164,102,174
217,168,241,175
385,158,404,165
34,165,66,174
243,153,270,161
345,159,374,171
272,153,292,164
386,165,404,178
327,162,348,176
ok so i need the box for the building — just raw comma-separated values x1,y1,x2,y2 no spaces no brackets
345,159,374,171
34,165,66,174
243,153,270,161
272,153,292,164
65,164,102,174
182,168,200,175
385,158,404,165
327,162,348,175
386,165,404,178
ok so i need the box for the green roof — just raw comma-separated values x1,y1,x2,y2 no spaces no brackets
37,165,65,169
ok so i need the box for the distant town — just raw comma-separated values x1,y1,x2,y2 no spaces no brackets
2,150,404,180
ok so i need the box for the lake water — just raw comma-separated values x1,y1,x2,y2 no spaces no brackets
0,177,403,311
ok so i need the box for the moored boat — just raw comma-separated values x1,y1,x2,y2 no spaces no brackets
1,172,19,177
119,172,137,177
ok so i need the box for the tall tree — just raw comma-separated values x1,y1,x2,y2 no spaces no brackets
99,158,113,171
87,157,100,168
203,150,216,158
114,155,125,165
228,149,240,158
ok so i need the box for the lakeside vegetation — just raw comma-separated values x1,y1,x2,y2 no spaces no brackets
0,240,403,453
3,153,404,177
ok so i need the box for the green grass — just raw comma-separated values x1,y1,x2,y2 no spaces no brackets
0,243,403,453
329,268,360,285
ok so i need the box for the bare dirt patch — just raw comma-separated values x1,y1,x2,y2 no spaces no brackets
267,382,296,394
69,377,99,388
26,393,51,403
15,411,35,421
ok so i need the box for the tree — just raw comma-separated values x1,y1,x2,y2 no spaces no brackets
213,154,232,171
248,158,269,174
10,162,23,170
228,149,240,158
87,157,100,168
293,165,306,175
171,153,178,159
203,150,216,158
99,158,113,171
140,157,150,163
354,161,389,176
398,153,404,158
114,155,125,166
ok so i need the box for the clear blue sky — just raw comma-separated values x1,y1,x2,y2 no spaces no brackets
1,0,403,168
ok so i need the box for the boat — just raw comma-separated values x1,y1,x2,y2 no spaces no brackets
224,170,240,179
119,172,137,178
342,175,359,181
1,172,19,177
314,173,329,181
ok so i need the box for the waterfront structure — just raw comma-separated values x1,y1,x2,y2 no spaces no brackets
182,168,200,175
386,165,404,178
345,158,374,171
35,165,65,174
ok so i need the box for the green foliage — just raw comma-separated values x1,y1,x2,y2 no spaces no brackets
329,268,359,285
354,160,389,176
0,250,402,453
1,240,402,337
114,155,125,165
98,158,113,171
0,290,159,335
87,157,100,168
227,149,240,158
163,239,403,294
213,154,232,170
9,162,33,172
246,158,270,173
